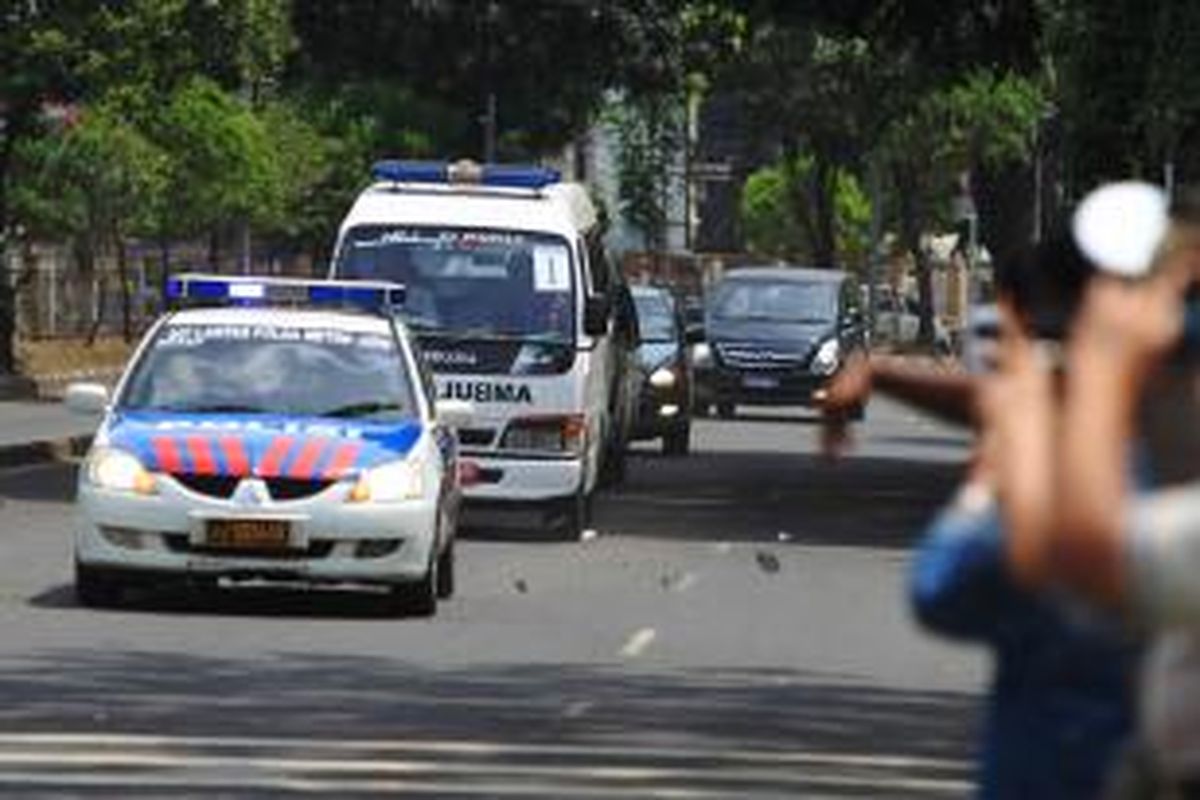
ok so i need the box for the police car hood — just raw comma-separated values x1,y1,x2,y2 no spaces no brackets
103,411,422,479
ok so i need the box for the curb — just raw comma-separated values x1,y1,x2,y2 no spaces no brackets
0,435,93,471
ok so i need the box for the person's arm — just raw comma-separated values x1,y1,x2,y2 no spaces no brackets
1056,274,1187,608
869,358,978,427
983,303,1059,588
815,352,977,458
910,485,1013,641
816,351,978,426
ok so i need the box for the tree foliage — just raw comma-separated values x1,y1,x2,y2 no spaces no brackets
740,155,871,267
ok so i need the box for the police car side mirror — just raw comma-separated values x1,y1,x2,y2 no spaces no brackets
64,382,109,416
583,294,611,337
435,398,474,429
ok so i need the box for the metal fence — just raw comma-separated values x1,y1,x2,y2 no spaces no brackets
6,243,317,340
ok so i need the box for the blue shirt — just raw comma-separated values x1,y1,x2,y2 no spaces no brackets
911,500,1138,799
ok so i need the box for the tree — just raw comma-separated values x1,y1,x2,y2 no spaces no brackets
10,103,168,341
740,154,871,266
1,0,292,368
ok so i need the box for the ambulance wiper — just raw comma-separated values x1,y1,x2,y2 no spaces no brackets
427,327,567,344
323,400,406,419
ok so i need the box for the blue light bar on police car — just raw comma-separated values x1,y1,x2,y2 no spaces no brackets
371,159,561,190
165,274,406,311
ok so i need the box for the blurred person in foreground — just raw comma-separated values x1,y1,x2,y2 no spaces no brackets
995,187,1200,796
817,230,1139,799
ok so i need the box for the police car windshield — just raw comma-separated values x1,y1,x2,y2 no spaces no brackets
335,226,575,343
711,280,837,324
120,322,418,421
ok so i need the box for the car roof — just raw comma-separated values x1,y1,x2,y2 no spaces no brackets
340,181,595,241
630,284,674,298
163,306,398,335
720,266,848,283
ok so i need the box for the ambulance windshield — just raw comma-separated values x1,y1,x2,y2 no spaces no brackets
336,226,575,343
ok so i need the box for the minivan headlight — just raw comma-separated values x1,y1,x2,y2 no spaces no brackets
811,339,841,376
649,367,677,389
86,447,157,495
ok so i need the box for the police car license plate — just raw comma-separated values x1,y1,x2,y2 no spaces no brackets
742,374,779,390
206,519,291,550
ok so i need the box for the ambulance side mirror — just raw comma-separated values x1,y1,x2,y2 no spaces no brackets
583,294,611,336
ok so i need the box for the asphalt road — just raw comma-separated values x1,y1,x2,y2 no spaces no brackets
0,399,984,798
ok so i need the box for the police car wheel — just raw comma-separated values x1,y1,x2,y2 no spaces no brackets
75,563,126,608
436,542,455,600
390,558,438,618
717,402,736,419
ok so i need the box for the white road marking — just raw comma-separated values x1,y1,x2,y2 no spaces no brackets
562,700,595,719
0,733,971,771
0,734,964,772
619,627,657,658
0,732,974,796
673,572,698,592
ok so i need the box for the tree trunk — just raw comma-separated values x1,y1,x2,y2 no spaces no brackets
810,155,837,268
116,234,131,343
0,131,18,374
895,163,937,346
973,157,1036,265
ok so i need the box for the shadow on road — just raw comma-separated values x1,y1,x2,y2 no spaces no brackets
0,463,76,503
0,648,980,796
599,449,961,549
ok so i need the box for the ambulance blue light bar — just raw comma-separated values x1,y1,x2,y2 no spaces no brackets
165,274,406,311
371,159,561,190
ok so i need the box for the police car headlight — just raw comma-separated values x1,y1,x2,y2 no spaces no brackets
649,367,677,389
811,339,841,376
86,447,157,495
348,458,425,503
691,342,713,368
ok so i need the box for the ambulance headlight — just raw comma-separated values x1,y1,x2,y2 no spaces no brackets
501,415,586,455
811,339,841,376
86,447,157,495
348,458,425,503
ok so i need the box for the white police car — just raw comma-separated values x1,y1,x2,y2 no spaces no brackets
65,275,471,616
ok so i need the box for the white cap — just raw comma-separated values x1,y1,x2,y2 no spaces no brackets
1072,181,1169,278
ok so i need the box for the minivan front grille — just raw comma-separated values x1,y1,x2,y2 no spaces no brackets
716,343,808,370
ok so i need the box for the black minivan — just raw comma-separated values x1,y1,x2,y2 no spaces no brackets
694,267,867,419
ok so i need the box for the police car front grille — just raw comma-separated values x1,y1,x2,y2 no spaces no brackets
169,474,334,501
265,478,336,501
173,474,240,499
716,344,807,370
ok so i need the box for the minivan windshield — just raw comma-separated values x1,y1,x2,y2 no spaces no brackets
710,279,837,323
335,226,575,343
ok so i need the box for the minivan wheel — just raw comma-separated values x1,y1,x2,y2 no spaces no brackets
663,423,691,456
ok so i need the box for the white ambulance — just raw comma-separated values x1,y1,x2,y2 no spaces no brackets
330,160,638,535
